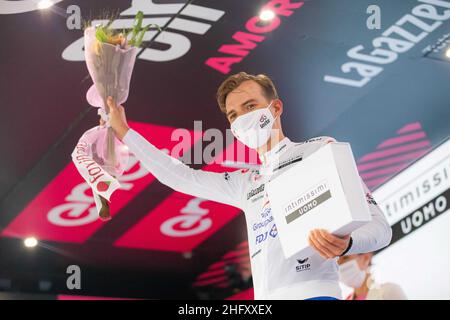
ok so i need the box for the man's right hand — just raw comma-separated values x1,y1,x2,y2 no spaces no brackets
106,96,130,140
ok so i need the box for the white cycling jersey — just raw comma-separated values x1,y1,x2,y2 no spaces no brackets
122,129,392,300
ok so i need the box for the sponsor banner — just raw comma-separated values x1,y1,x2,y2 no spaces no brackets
374,137,450,226
371,138,450,299
1,122,202,243
390,187,449,245
373,137,450,245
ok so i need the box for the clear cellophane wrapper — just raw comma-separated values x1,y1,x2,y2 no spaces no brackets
71,26,138,220
71,125,129,220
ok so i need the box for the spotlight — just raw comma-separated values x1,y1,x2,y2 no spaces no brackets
259,9,276,21
24,237,38,248
37,0,54,10
446,47,450,59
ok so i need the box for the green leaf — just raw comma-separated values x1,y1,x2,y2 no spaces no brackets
134,24,161,47
129,10,144,46
95,26,108,43
91,11,161,47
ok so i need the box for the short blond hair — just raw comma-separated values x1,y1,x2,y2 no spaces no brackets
216,72,279,114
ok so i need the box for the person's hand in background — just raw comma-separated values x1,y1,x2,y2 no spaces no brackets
106,96,130,140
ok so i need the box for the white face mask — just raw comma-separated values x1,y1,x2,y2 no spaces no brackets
230,100,276,149
338,260,367,288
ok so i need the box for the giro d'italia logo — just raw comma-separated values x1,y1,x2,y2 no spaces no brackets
61,1,225,62
259,114,270,128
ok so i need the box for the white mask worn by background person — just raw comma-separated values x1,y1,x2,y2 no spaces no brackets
339,260,367,289
230,100,277,149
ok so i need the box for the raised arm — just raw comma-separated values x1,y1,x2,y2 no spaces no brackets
107,96,246,209
122,128,245,208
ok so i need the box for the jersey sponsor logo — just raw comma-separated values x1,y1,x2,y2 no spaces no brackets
247,184,265,200
296,257,311,272
251,249,262,259
252,174,263,182
251,194,265,203
241,168,262,182
273,155,303,172
255,223,278,244
253,204,273,231
305,137,325,143
274,143,288,155
294,137,335,147
253,216,274,231
255,231,268,244
297,258,308,264
269,223,278,238
261,206,271,218
254,192,270,206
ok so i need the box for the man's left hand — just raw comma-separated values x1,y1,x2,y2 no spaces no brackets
308,229,350,259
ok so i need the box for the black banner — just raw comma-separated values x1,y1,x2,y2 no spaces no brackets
390,188,450,246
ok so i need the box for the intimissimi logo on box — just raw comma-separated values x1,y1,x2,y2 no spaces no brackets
283,180,332,224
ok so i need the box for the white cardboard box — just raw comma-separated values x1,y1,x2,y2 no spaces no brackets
266,142,371,259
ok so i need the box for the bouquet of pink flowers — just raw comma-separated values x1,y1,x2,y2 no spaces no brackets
72,12,160,221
